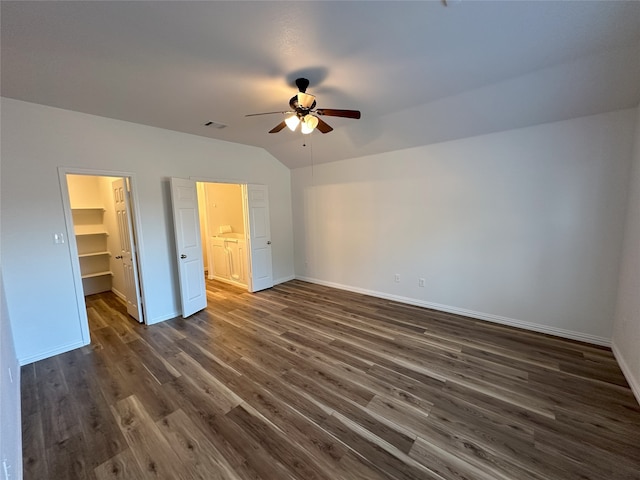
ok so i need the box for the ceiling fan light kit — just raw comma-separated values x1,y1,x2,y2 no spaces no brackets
285,115,300,131
297,92,316,109
300,116,317,135
285,113,318,134
246,77,361,135
304,114,319,130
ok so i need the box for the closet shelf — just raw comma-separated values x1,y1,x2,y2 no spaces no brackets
78,251,111,258
75,231,109,236
81,271,113,279
71,207,105,212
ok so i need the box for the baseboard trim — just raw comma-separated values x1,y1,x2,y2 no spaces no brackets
211,275,248,289
296,276,611,347
19,340,87,366
274,274,296,285
111,288,126,302
612,343,640,405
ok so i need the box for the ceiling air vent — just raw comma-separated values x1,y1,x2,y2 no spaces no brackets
203,120,227,129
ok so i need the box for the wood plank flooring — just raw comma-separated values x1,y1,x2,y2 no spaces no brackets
21,279,640,479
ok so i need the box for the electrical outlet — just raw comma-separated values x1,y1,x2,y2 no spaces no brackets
418,278,425,287
394,274,400,283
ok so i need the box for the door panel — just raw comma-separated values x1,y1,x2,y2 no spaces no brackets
246,184,273,292
113,178,143,322
170,178,207,317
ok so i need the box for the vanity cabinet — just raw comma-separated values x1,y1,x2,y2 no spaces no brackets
209,234,247,287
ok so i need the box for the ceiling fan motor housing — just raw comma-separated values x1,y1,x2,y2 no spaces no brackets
295,77,310,93
289,95,317,116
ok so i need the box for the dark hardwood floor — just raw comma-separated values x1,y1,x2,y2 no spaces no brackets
21,279,640,479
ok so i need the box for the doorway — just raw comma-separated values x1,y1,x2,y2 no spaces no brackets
61,171,145,341
197,182,249,290
170,178,273,318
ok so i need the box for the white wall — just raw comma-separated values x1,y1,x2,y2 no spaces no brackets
0,270,22,479
292,109,637,344
613,106,640,403
1,98,294,364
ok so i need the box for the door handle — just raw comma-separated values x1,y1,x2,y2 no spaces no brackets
267,241,272,245
115,255,123,259
180,254,187,259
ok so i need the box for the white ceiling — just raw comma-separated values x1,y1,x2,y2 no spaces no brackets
2,1,640,169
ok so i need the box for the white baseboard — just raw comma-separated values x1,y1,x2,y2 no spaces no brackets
211,275,248,289
111,288,126,301
612,343,640,405
296,276,611,347
19,340,88,366
274,274,296,285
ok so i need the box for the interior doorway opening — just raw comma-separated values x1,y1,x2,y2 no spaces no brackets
170,178,273,318
64,173,144,326
196,182,249,290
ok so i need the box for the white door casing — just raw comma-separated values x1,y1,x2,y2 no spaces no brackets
245,184,273,292
113,178,143,322
170,177,207,317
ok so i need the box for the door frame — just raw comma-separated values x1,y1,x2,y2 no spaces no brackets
189,176,267,293
58,167,148,344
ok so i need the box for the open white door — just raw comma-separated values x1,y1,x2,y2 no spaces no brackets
245,184,273,292
113,178,143,322
170,177,207,317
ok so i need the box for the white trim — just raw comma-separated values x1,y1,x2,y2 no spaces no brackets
274,275,296,285
111,288,127,302
612,342,640,406
211,275,248,289
57,169,91,345
19,340,87,366
296,276,611,347
189,175,247,185
58,167,149,330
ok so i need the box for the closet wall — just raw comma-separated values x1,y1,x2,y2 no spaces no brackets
204,183,244,235
67,175,124,296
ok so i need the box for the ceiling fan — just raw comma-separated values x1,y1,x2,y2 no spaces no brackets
246,78,361,134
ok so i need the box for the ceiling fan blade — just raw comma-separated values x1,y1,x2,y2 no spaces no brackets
268,121,287,133
316,117,333,134
315,109,361,119
245,111,291,117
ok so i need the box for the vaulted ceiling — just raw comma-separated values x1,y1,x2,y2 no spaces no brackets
2,1,640,169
